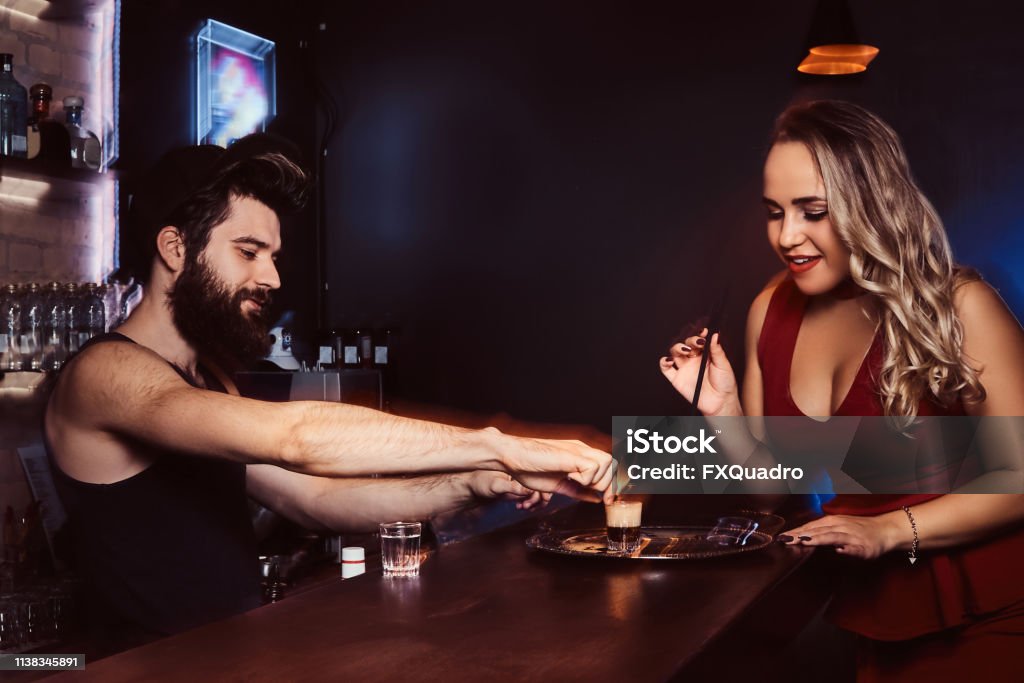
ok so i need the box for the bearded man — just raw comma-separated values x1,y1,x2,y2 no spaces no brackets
44,134,613,653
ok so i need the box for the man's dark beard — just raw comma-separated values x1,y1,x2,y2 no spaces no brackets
169,254,274,368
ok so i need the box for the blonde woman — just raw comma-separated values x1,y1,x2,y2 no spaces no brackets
661,100,1024,681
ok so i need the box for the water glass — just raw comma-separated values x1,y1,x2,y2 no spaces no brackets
379,522,422,577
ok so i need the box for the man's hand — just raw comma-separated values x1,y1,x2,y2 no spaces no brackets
466,471,547,510
483,429,615,504
466,469,606,510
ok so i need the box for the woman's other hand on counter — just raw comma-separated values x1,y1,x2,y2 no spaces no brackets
782,512,913,560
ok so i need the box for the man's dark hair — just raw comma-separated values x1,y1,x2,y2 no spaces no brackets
162,152,310,276
122,135,310,282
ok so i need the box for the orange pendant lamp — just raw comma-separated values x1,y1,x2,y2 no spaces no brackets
798,0,879,75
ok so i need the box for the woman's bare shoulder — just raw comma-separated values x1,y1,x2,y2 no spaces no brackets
953,278,1024,364
747,270,789,333
954,279,1023,332
953,278,1024,415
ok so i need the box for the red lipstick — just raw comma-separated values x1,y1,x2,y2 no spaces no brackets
786,255,822,274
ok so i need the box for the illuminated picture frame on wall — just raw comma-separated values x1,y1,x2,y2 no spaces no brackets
194,19,276,146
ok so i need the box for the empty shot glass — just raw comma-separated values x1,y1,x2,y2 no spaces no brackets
379,521,422,577
605,500,643,553
706,516,759,546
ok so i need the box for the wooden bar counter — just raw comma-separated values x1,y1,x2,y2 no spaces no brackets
45,503,829,682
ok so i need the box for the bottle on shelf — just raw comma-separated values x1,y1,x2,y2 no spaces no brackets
100,283,118,332
41,282,68,371
0,53,28,159
62,95,101,170
342,328,359,368
328,328,345,369
19,283,43,371
27,83,72,164
1,284,23,371
62,283,82,355
358,328,373,369
373,328,391,368
82,283,106,345
316,328,338,369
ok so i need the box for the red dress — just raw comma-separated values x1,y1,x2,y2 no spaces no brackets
758,278,1024,682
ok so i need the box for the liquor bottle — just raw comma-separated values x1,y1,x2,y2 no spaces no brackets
328,328,345,369
0,53,28,158
373,328,391,368
316,328,334,369
62,283,81,354
62,95,101,170
82,282,106,344
41,282,67,371
1,284,22,371
358,328,373,369
26,83,71,163
342,328,359,368
101,283,118,332
19,283,43,370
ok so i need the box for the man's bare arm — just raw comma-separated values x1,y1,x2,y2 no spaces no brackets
246,465,535,532
49,341,613,493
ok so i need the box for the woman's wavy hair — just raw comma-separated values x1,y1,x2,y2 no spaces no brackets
770,100,985,420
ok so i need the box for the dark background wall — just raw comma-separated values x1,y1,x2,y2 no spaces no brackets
119,0,320,344
121,1,1024,431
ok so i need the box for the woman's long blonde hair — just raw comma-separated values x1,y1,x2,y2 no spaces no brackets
771,100,985,419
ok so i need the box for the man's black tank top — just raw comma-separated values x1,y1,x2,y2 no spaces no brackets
44,332,261,653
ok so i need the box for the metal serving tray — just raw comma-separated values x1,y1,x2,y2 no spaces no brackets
526,524,776,560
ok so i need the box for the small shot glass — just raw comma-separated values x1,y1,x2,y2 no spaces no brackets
605,500,643,553
379,521,422,577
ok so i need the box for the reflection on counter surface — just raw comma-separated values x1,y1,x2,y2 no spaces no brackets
25,496,836,682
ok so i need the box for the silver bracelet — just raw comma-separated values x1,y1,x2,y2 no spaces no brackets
902,505,919,565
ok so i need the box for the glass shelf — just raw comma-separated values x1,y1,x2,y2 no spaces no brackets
0,156,116,202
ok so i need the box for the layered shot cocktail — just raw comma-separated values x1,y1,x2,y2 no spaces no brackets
605,500,643,553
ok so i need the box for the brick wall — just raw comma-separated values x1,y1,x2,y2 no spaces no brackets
0,1,106,135
1,0,117,516
0,0,117,286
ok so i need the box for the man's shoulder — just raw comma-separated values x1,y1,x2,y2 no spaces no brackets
51,336,185,413
62,335,159,379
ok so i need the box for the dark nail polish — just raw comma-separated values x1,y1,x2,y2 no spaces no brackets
776,535,794,543
681,344,692,352
799,535,812,542
695,337,706,347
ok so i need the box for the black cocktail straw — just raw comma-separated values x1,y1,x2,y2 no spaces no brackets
691,290,727,416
